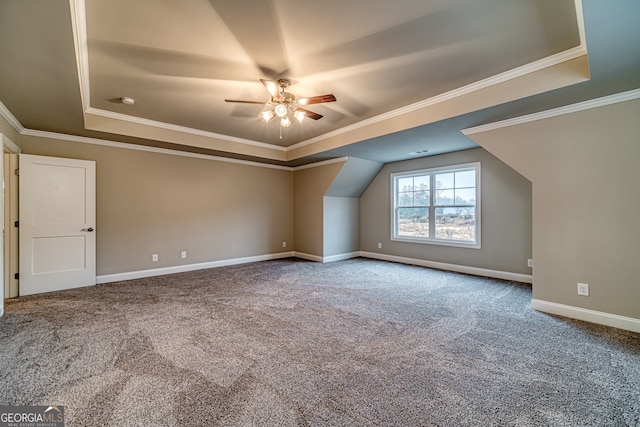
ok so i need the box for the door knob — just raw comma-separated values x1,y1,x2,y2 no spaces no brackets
83,227,94,232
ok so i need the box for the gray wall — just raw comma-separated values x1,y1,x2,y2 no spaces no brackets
323,196,360,257
20,134,294,276
323,157,381,259
469,98,640,320
293,161,345,258
360,147,532,275
326,157,382,197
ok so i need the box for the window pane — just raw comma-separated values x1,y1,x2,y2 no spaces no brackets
454,188,476,205
397,208,429,237
414,190,429,206
414,175,430,190
397,191,413,207
393,164,479,247
455,170,475,188
436,172,454,189
398,177,414,191
435,189,453,205
435,207,476,242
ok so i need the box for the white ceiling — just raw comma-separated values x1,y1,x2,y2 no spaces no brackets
1,0,639,166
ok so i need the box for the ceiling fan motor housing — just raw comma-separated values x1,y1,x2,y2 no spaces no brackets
277,78,290,90
273,92,297,112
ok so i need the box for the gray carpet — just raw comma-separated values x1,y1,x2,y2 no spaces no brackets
0,258,638,426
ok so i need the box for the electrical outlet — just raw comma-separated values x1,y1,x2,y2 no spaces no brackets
282,241,287,248
152,254,159,262
377,242,382,249
527,259,533,268
181,251,187,259
577,283,589,296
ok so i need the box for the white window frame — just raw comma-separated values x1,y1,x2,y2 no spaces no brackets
391,162,481,249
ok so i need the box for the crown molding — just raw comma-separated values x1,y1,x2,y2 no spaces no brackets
0,98,348,170
20,128,351,171
0,100,25,134
288,46,588,152
291,0,587,151
292,157,347,171
21,129,293,171
462,88,640,136
86,107,287,152
13,84,640,172
575,0,586,51
70,0,589,157
69,0,91,111
7,0,593,168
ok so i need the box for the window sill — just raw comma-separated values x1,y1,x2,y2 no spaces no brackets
391,236,481,249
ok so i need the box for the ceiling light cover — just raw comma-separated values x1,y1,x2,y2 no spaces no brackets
261,110,275,122
274,104,288,118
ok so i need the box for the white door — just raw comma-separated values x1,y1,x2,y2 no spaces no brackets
19,154,96,296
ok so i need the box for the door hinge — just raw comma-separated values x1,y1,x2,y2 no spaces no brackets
14,273,19,280
14,221,18,228
15,169,19,176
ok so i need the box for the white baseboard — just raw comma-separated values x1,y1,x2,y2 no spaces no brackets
97,249,531,287
96,252,294,284
323,252,361,263
360,251,533,283
531,299,640,333
97,250,357,284
293,251,360,263
95,252,638,334
292,252,324,263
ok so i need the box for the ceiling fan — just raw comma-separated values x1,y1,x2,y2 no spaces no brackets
225,79,336,128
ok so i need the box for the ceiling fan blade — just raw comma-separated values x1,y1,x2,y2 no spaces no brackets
296,108,323,120
260,79,283,100
298,94,337,105
224,99,267,105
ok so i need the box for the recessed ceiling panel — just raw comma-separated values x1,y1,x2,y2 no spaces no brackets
84,0,580,148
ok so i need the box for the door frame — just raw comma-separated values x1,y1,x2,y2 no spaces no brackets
1,134,20,316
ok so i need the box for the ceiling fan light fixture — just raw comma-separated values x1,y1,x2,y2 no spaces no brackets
261,110,275,122
226,78,336,130
294,110,305,123
274,103,288,118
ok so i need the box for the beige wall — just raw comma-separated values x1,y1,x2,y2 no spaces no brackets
20,135,294,276
360,147,532,275
469,98,640,320
293,161,345,258
6,94,638,329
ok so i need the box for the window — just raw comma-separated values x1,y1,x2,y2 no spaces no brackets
392,162,480,248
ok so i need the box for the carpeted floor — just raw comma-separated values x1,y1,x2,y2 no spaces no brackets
0,258,638,426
